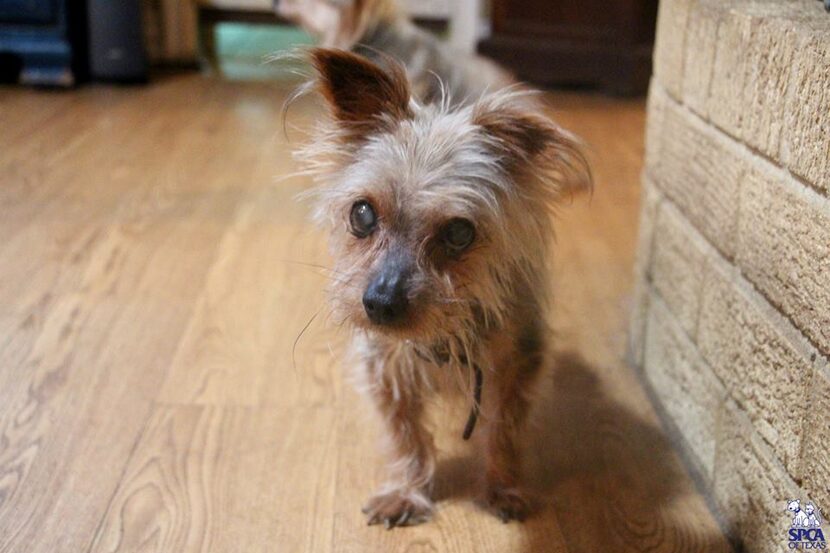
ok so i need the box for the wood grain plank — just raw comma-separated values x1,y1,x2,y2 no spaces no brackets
0,77,290,553
0,89,85,149
156,180,340,408
89,405,338,553
0,78,238,402
0,79,226,327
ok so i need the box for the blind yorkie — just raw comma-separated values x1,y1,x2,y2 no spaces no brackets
277,1,827,530
288,45,590,529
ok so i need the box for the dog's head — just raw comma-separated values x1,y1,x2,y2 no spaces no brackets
295,49,590,350
274,0,399,48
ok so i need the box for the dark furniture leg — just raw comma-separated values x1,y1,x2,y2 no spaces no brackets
198,10,219,73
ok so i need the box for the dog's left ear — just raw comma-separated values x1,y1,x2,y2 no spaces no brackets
473,99,592,195
308,47,412,141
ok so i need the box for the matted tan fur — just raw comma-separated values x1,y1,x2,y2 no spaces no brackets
289,48,591,528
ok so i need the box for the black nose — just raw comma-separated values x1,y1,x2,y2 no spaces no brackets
363,269,409,325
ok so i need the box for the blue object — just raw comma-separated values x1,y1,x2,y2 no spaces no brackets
0,0,81,86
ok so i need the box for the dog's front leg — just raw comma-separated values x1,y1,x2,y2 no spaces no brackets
361,365,436,528
479,330,543,522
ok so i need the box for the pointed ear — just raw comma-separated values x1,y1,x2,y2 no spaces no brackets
473,98,592,195
308,47,412,139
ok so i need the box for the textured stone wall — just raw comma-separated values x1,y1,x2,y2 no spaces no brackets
630,1,829,551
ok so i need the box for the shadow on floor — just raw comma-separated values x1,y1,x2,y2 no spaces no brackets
434,351,733,552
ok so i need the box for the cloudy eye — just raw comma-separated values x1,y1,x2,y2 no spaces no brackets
350,200,377,238
442,218,476,253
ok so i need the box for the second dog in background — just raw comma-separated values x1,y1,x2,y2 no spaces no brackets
274,0,511,103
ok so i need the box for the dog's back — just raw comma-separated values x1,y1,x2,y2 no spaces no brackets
354,19,512,105
276,0,513,105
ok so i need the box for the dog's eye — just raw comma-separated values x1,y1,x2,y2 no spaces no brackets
442,218,476,253
350,201,377,238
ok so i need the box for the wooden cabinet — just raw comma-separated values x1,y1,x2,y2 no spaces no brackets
479,0,659,94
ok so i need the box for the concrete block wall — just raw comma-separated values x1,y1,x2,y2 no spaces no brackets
631,1,830,550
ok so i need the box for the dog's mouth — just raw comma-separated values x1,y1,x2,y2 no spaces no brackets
358,313,423,339
353,306,454,347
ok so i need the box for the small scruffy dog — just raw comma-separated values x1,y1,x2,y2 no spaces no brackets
292,47,590,528
275,0,511,103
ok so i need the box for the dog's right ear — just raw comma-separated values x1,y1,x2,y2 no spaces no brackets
308,47,412,140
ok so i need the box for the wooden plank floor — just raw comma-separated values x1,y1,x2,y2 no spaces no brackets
0,74,732,553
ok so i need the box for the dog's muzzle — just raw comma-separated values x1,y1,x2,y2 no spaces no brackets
362,260,411,326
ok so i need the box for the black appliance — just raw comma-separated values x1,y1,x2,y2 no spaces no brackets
86,0,147,81
0,0,148,85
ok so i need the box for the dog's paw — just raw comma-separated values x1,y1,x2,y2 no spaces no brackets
362,490,433,529
482,486,531,523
